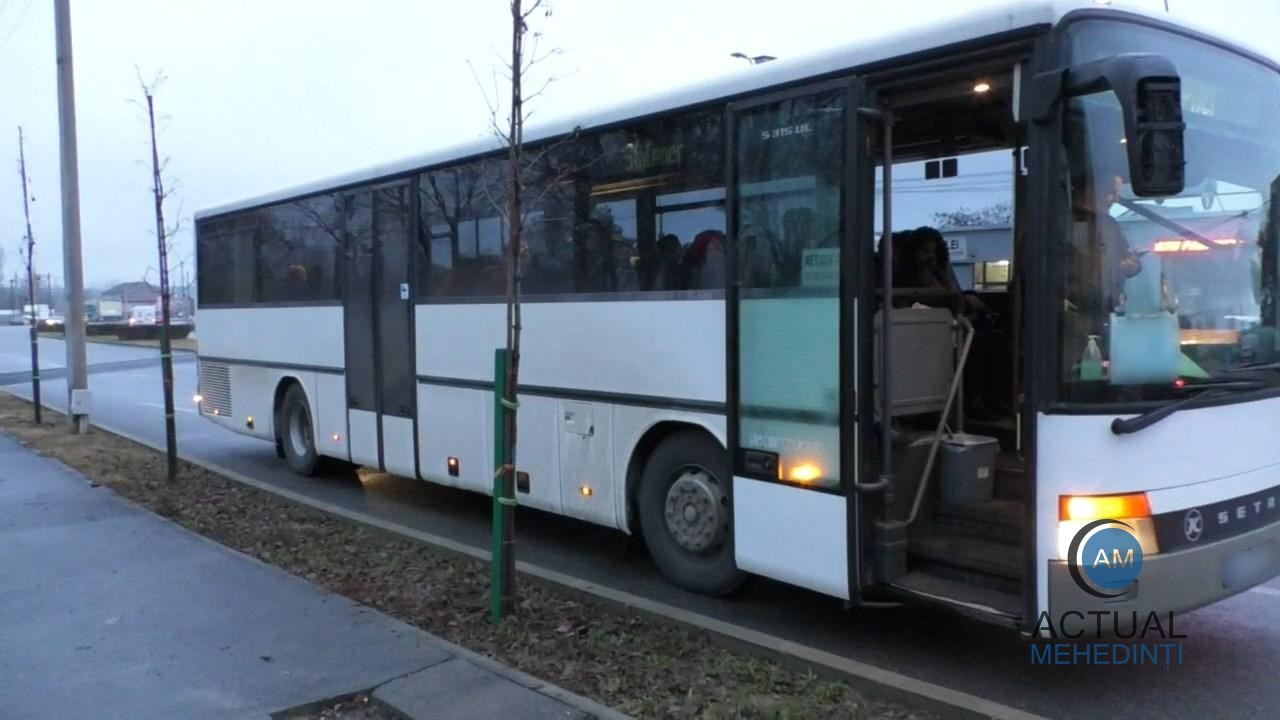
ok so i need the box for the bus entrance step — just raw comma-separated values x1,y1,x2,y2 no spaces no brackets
909,530,1022,580
891,571,1022,624
933,498,1023,544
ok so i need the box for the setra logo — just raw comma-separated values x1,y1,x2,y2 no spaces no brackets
1183,508,1204,542
1067,519,1144,598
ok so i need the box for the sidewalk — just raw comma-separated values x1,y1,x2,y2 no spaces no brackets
0,432,618,720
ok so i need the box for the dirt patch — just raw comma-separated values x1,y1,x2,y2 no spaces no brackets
0,393,931,719
277,693,395,720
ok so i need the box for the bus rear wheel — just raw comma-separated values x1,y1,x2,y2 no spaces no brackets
279,384,321,476
638,430,745,596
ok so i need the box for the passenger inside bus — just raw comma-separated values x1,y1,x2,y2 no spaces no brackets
1063,169,1143,366
681,230,727,290
655,233,683,291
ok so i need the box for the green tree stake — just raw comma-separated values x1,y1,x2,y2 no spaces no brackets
491,347,509,623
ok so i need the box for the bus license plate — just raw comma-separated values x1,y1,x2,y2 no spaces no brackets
1222,541,1277,591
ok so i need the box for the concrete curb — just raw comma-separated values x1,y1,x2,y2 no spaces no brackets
6,394,1041,720
401,634,630,720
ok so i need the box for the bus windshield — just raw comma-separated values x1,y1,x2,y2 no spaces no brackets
1059,20,1280,403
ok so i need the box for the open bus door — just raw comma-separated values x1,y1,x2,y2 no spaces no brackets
726,78,870,601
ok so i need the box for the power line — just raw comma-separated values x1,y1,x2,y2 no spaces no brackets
0,0,34,49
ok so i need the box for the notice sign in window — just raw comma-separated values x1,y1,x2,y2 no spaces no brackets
801,248,839,288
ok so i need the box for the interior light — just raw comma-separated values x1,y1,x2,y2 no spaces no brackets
579,485,593,497
972,81,992,94
331,433,342,443
788,462,822,484
245,416,254,430
192,393,203,404
1120,137,1128,144
447,456,460,477
1154,238,1209,253
1093,0,1112,5
1059,492,1151,521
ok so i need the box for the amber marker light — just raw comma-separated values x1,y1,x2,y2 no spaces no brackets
1059,492,1151,521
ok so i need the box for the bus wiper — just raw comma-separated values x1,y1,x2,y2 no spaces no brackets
1110,378,1268,436
1115,197,1231,251
1221,360,1280,374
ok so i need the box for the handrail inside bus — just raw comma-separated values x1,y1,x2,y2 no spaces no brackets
856,106,894,496
891,315,975,530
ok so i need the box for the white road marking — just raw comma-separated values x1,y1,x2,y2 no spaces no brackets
139,401,195,414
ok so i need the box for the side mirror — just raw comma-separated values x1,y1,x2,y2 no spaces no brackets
1036,53,1187,197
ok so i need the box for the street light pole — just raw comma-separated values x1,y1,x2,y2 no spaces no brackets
55,0,90,433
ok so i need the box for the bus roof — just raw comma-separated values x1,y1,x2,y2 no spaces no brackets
194,1,1262,220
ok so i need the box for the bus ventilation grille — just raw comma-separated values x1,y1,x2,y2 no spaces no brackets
198,361,232,417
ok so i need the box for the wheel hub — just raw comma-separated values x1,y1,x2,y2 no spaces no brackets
663,467,726,554
288,404,311,457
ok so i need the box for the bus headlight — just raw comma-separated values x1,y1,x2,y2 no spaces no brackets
1057,492,1160,559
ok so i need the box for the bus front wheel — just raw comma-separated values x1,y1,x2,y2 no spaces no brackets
278,383,321,476
638,430,746,596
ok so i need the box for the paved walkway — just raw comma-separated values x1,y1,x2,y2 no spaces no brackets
0,432,618,719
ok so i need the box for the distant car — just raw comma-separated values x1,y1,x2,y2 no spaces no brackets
128,306,158,326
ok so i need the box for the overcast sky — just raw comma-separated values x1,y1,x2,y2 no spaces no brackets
1,0,1277,288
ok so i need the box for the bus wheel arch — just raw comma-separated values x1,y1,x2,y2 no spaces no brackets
630,423,745,596
273,377,320,476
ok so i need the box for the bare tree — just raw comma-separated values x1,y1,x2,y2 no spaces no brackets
932,202,1013,229
476,0,562,621
16,126,41,423
136,71,182,482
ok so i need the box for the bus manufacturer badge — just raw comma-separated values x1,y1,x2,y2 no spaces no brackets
1184,508,1204,542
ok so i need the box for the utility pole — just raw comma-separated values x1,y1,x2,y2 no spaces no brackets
17,128,42,424
55,0,89,434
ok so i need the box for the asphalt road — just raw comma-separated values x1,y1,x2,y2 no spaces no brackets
5,326,1278,719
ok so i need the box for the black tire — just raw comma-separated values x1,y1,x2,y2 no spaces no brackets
278,383,321,476
638,430,746,596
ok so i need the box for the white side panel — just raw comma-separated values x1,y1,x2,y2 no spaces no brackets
199,307,344,368
226,366,320,443
416,301,724,403
416,384,487,487
1035,395,1280,614
733,477,848,599
509,396,564,515
314,373,350,461
381,415,416,478
348,409,380,468
558,401,613,526
414,385,560,514
226,365,277,440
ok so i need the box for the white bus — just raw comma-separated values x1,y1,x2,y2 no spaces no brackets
195,1,1280,634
